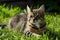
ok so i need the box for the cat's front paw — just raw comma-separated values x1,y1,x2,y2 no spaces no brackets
24,31,32,36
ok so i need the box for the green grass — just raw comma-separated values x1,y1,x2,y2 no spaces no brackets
0,5,60,40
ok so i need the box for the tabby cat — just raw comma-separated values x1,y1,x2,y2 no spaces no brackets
8,5,46,36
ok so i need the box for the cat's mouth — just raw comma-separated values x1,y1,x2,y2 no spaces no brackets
29,24,38,29
29,23,46,30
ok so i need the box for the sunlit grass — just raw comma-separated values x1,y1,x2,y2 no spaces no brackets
0,5,60,40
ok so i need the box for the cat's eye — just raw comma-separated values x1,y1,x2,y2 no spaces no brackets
30,16,33,18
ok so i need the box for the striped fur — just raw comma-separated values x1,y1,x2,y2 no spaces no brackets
8,5,46,36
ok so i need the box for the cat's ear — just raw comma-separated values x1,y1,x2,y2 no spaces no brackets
39,5,45,13
27,5,31,14
38,5,45,17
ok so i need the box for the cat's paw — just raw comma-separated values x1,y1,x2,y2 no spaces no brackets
24,31,32,36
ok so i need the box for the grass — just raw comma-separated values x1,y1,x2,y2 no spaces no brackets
0,5,60,40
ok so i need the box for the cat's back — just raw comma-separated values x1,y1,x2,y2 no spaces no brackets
9,13,27,28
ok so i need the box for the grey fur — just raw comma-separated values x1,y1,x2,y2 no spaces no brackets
8,5,46,36
8,13,27,32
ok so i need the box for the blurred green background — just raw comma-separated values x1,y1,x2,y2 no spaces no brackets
0,0,60,40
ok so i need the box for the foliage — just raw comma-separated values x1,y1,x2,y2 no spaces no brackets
0,4,22,24
0,5,60,40
32,0,59,12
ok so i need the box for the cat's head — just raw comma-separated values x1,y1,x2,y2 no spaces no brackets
27,5,46,29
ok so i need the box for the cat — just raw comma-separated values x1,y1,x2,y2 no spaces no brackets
8,5,46,36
